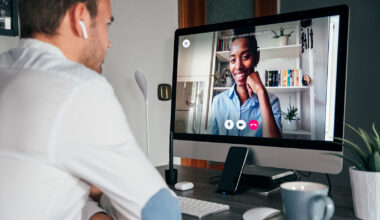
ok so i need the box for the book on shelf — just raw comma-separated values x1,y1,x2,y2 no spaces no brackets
265,70,280,87
265,69,303,87
217,38,232,51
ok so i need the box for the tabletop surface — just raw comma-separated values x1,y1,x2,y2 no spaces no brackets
157,165,357,220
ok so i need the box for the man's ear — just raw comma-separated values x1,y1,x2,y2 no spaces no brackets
69,2,91,39
255,50,260,67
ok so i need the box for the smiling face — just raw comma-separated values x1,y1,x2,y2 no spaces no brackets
229,38,256,88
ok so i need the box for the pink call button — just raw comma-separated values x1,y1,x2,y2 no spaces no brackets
248,120,259,130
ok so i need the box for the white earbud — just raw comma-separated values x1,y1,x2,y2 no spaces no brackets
78,20,88,39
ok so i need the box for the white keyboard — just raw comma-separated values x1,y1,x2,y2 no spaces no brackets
178,196,230,218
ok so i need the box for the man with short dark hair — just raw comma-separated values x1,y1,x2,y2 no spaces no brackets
0,0,181,219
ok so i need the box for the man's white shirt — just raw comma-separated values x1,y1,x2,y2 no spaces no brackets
0,39,170,220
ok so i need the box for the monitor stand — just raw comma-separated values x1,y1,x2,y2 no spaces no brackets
238,165,298,196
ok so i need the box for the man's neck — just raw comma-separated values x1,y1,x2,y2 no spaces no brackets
33,34,82,64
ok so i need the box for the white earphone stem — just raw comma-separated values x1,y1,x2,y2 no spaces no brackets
78,20,88,39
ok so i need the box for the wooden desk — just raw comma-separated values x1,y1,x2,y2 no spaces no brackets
157,165,357,220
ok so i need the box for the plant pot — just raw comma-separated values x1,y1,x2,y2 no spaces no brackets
225,76,234,87
283,120,297,131
350,166,380,220
277,36,289,46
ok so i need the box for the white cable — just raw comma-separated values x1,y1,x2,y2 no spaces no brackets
145,99,150,159
134,69,149,159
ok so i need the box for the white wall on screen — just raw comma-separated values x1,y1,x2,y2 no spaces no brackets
178,33,214,77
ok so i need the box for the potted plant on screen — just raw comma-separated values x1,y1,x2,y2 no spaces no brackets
222,68,233,87
328,124,380,220
272,27,294,46
281,105,299,131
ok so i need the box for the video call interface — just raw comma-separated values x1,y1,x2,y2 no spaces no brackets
174,15,341,142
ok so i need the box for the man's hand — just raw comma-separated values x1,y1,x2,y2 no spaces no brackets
90,186,103,203
89,212,113,220
246,71,265,97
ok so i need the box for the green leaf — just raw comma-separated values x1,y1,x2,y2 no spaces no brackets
334,137,367,161
285,30,294,37
325,153,366,171
346,124,372,154
272,31,280,39
368,151,380,172
281,105,299,121
368,136,378,153
358,128,375,153
372,123,380,152
334,138,367,169
343,147,368,170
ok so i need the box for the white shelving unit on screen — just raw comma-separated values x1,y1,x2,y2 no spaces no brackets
259,24,315,139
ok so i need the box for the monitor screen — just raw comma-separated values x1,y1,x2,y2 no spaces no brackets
170,6,348,173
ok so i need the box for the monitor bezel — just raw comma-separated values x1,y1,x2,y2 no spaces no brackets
170,5,349,153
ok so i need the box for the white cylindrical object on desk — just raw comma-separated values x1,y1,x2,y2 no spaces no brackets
350,167,380,220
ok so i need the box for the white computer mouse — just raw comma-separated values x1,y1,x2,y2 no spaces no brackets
174,181,194,191
242,207,281,220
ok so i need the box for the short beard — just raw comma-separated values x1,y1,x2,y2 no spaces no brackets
81,47,102,73
80,22,103,74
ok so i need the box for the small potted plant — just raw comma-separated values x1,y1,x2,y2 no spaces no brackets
214,68,233,87
214,70,223,87
328,123,380,220
222,68,233,87
272,27,294,46
281,105,299,130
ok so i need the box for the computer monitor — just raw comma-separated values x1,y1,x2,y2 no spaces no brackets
170,5,349,174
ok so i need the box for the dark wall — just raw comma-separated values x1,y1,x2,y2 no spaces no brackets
206,0,380,187
206,0,254,24
281,0,380,187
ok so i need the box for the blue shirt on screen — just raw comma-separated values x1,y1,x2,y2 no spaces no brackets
208,84,282,136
